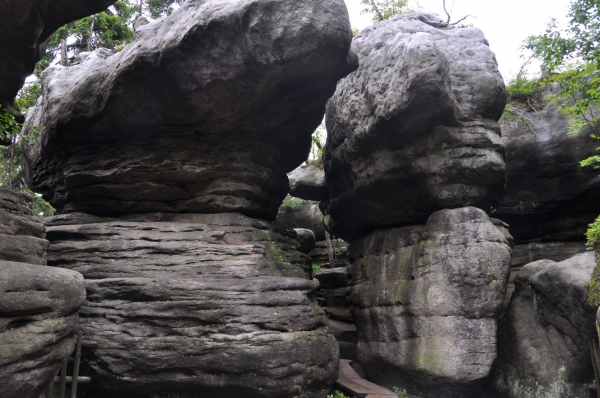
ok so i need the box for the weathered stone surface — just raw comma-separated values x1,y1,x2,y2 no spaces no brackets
0,0,116,111
324,13,507,240
0,188,48,265
495,85,600,243
348,207,511,398
511,241,587,268
46,212,339,397
309,239,349,268
276,198,327,241
491,252,596,398
0,260,85,398
294,228,316,254
326,318,357,361
288,163,329,202
23,0,357,218
314,267,352,322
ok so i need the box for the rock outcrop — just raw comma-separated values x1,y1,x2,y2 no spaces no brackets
46,212,338,397
276,198,327,241
491,252,596,398
495,85,600,243
348,207,512,398
0,0,116,110
0,261,85,398
0,189,48,264
22,0,357,218
324,13,507,241
288,163,329,202
0,189,85,398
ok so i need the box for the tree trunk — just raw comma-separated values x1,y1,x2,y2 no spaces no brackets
87,17,95,52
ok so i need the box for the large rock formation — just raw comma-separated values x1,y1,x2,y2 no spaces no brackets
20,0,357,395
324,13,507,241
288,163,329,202
0,0,116,110
0,261,85,398
0,189,85,398
491,252,596,398
276,197,327,241
22,0,357,218
495,85,600,244
347,207,512,398
0,189,48,264
45,212,337,397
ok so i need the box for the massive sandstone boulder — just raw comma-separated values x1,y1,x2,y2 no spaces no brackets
495,85,600,244
491,252,596,398
45,212,338,397
347,207,512,398
288,163,329,202
324,13,507,241
22,0,357,218
0,189,85,398
276,197,327,241
0,0,116,111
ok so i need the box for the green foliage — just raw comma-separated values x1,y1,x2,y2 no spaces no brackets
41,0,180,67
586,215,600,250
15,82,41,113
327,391,351,398
524,0,600,166
312,264,322,271
506,74,540,103
281,196,303,209
392,386,408,398
361,0,409,22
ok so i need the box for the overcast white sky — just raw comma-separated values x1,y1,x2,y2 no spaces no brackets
344,0,572,81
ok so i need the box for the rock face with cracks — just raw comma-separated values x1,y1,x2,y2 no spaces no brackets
22,0,357,218
347,207,512,398
45,212,338,397
288,163,329,202
0,188,85,398
324,13,506,241
496,85,600,243
491,252,597,398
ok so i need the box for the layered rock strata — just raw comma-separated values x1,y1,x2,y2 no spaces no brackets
347,207,512,398
23,0,356,218
0,189,85,398
45,213,337,397
496,85,600,244
491,252,596,398
324,13,507,241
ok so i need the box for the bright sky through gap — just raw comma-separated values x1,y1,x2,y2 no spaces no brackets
344,0,572,81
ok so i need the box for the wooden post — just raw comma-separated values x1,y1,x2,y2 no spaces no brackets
70,332,82,398
58,358,67,398
325,232,335,268
46,375,55,398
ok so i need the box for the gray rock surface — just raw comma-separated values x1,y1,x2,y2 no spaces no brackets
326,318,357,361
294,228,316,254
347,207,512,398
324,13,506,240
495,85,600,243
314,267,352,322
309,239,349,268
0,189,47,264
276,198,327,241
288,163,329,202
46,212,339,397
491,252,596,398
0,261,85,398
22,0,356,218
0,0,116,111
